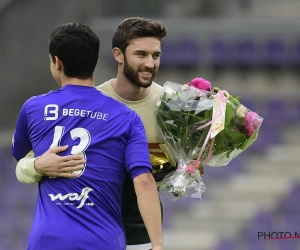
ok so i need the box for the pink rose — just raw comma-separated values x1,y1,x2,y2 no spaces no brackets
244,112,263,137
188,77,213,91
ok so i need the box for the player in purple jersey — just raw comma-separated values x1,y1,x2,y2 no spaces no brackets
11,23,163,250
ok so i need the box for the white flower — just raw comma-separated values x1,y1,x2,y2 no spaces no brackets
236,104,248,119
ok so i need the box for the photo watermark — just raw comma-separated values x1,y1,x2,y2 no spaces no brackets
258,232,300,240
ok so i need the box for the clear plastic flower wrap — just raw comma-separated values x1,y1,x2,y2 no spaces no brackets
156,78,263,200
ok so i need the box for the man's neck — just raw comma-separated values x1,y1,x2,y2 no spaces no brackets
112,75,150,101
60,76,95,88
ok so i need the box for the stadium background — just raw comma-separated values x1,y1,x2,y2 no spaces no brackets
0,0,300,249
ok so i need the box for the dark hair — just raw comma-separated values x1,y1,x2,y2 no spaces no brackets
112,17,167,53
49,23,100,79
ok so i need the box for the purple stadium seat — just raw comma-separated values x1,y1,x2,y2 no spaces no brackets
177,39,200,67
243,211,275,248
290,40,300,67
204,156,244,181
160,40,179,67
280,214,300,232
161,39,200,68
244,240,270,250
160,198,175,228
288,100,300,123
276,239,299,250
295,100,300,121
214,239,237,250
261,98,288,125
249,126,281,152
210,39,233,67
0,215,11,235
281,183,300,215
234,39,260,67
248,210,274,233
263,39,288,67
0,240,9,250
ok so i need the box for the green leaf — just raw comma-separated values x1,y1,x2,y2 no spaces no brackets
230,134,247,148
225,103,233,127
241,129,259,150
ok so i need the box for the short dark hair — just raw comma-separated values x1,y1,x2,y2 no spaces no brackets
49,23,100,79
112,17,167,53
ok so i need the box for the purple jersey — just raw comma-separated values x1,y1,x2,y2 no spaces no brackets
12,85,152,250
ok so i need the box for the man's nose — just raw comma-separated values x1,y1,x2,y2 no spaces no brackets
144,56,154,68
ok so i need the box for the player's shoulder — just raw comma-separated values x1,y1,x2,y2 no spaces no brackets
95,79,116,99
95,80,128,106
96,80,110,91
21,90,57,108
96,81,135,111
152,82,164,101
152,81,163,95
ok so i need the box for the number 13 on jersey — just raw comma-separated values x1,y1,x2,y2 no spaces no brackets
50,126,91,177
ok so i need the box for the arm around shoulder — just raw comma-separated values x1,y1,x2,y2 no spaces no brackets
16,150,42,184
16,146,86,181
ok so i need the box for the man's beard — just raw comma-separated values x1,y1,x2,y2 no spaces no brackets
123,56,157,88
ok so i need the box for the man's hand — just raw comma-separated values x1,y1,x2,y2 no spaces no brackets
199,163,204,178
35,145,86,178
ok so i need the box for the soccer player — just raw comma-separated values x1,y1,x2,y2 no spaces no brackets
99,17,176,250
16,17,204,250
12,22,162,250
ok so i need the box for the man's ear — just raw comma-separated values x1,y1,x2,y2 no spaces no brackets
55,56,63,71
112,48,124,64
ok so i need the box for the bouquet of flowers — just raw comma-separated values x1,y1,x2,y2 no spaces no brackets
156,77,263,200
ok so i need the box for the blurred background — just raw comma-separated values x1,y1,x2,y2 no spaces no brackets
1,0,300,249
